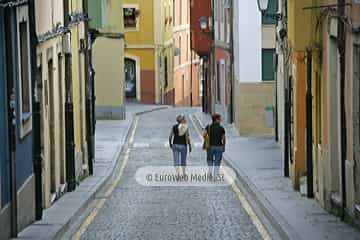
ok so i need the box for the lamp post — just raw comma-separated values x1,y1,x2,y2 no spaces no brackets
199,16,209,31
257,0,269,12
257,0,282,20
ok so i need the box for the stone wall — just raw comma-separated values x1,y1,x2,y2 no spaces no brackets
234,81,275,136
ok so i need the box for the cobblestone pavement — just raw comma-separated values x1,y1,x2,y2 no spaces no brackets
78,108,264,240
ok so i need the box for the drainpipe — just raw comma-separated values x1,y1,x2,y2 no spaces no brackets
83,0,94,175
64,0,76,192
190,38,193,106
306,50,314,198
28,0,43,220
284,75,290,177
338,0,347,220
210,0,215,114
4,7,18,238
284,0,290,177
229,0,234,123
274,55,279,141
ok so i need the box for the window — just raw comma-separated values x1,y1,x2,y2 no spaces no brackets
186,34,189,61
179,0,182,25
20,22,30,114
164,57,168,88
262,49,275,81
179,36,181,65
182,74,185,101
173,0,175,26
217,62,220,103
124,7,137,28
17,6,32,137
262,0,278,25
187,0,190,22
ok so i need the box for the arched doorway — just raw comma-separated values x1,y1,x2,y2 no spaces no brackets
125,58,137,98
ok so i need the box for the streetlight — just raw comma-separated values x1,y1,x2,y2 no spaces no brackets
199,16,208,31
257,0,282,20
257,0,269,12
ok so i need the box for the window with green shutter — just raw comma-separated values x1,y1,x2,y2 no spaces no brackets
262,49,275,81
262,0,278,25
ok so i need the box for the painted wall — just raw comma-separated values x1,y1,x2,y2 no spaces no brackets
234,81,275,135
124,0,158,103
69,0,88,179
0,7,35,238
35,0,67,208
91,0,125,119
0,10,9,208
93,38,125,119
173,0,200,107
124,0,155,45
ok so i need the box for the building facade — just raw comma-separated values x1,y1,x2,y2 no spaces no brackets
89,0,126,119
190,0,212,113
212,0,232,123
162,0,175,105
275,0,360,226
233,0,276,134
0,1,36,238
35,0,67,209
123,0,160,104
173,0,200,106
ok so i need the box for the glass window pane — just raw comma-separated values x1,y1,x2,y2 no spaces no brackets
20,22,30,113
262,49,275,81
262,0,278,25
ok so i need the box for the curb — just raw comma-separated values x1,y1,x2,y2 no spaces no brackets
134,106,170,116
18,106,169,240
55,106,170,239
190,112,301,240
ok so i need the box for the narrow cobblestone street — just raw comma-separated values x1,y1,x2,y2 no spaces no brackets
75,108,265,240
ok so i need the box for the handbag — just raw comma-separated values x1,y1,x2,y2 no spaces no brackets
202,124,211,150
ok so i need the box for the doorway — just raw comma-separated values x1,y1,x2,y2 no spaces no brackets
353,44,360,204
58,54,65,185
329,37,341,193
125,58,137,98
48,59,56,194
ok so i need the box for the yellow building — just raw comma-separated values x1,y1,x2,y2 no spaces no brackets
69,1,89,181
34,0,89,208
89,0,126,119
287,0,322,193
123,0,162,104
35,0,67,208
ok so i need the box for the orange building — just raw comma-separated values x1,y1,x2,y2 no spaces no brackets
172,0,200,106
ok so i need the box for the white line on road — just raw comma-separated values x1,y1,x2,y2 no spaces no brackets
133,142,150,148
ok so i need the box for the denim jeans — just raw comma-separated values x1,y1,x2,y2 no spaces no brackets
207,146,225,175
172,144,187,166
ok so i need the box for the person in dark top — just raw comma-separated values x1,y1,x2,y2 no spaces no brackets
169,114,192,174
203,113,226,176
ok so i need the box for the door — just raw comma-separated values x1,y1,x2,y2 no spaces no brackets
329,37,341,192
48,59,56,194
353,44,360,203
58,54,65,185
125,58,137,98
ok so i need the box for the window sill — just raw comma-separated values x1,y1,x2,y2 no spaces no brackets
124,27,139,32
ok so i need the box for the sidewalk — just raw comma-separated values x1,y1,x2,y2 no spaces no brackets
193,111,360,240
17,103,169,240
